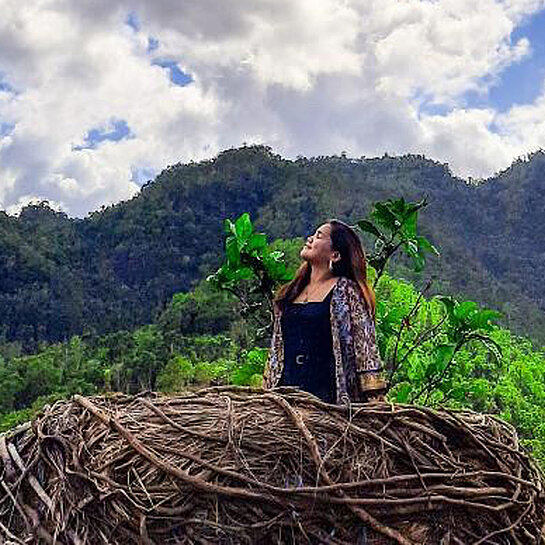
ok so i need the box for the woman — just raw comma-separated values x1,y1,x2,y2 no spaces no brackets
262,219,387,404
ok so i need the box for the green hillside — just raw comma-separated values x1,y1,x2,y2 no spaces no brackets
0,145,544,352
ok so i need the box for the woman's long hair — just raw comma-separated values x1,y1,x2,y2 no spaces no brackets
273,219,376,319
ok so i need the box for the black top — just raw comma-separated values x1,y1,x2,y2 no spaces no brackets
279,288,337,403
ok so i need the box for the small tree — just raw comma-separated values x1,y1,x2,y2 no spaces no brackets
206,213,293,339
357,196,439,287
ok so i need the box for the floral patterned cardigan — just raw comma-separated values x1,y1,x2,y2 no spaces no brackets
263,276,387,404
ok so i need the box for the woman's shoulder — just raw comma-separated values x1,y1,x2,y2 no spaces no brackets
334,277,368,309
334,276,359,293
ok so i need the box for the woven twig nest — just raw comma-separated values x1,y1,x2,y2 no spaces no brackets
1,386,544,544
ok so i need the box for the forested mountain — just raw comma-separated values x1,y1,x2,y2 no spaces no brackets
1,145,544,351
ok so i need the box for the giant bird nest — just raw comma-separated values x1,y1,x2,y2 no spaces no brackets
1,386,544,544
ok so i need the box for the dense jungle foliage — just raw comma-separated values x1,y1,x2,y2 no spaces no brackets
0,147,544,468
0,145,544,353
0,205,544,467
1,249,545,463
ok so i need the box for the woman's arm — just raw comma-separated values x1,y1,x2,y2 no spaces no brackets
345,281,388,402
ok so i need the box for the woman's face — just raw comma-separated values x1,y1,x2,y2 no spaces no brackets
300,223,337,263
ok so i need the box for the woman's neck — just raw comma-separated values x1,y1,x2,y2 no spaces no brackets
309,265,335,285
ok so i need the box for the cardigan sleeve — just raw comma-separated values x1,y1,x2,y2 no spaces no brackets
262,306,282,389
345,280,388,397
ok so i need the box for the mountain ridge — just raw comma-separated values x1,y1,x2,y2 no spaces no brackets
0,145,544,351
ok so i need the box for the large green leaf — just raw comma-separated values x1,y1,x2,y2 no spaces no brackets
425,343,455,378
454,301,479,321
380,307,408,335
356,220,382,239
411,253,426,273
224,218,237,236
247,233,267,252
415,235,440,256
371,202,399,231
469,309,503,331
400,210,417,238
235,213,252,242
402,240,418,257
233,266,254,282
434,295,456,316
226,237,240,267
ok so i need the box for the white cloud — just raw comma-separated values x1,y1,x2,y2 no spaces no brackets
419,108,520,178
502,0,545,21
360,0,526,101
0,0,545,215
5,195,65,216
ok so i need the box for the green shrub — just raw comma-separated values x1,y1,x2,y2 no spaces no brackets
156,355,194,393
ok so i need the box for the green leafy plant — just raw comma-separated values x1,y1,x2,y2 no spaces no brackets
207,213,293,338
396,295,503,404
156,355,195,393
356,197,440,286
230,347,268,387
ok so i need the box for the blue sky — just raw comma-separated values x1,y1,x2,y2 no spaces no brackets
0,122,14,137
152,60,193,87
74,119,134,150
126,11,192,90
464,9,545,112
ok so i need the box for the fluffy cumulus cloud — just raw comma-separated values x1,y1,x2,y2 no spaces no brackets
1,0,545,215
